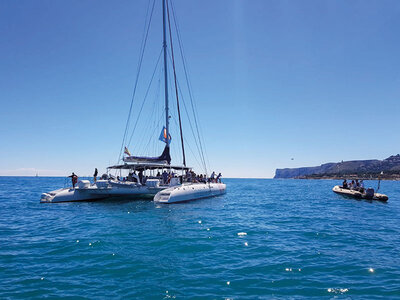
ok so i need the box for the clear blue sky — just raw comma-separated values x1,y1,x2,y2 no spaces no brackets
0,0,399,178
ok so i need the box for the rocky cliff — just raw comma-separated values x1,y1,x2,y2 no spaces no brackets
274,155,400,179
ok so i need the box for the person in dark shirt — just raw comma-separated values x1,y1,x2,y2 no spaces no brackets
162,171,168,184
138,170,143,185
216,173,222,183
342,179,348,189
93,168,98,183
68,172,78,188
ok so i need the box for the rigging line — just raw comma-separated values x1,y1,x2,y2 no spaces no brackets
165,50,203,163
166,47,208,174
170,114,203,170
143,113,164,155
134,53,164,155
172,63,207,173
170,1,208,175
140,67,162,154
165,47,206,173
141,69,164,156
166,0,186,167
117,0,156,164
177,80,207,173
127,48,163,147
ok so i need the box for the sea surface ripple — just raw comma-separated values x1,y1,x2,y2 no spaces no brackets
0,177,400,299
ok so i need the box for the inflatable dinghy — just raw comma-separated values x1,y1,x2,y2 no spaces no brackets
332,185,388,202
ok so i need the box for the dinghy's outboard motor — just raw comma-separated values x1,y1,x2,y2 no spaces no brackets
365,188,375,199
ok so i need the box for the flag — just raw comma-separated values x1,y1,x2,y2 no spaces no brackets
124,146,131,156
159,126,172,144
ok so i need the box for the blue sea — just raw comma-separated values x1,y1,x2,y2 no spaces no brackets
0,177,399,299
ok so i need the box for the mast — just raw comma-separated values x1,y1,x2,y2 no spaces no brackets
166,0,186,167
162,0,170,151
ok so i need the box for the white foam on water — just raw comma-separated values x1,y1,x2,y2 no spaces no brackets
327,288,349,294
226,281,230,285
285,268,292,272
244,242,248,246
198,220,202,224
369,268,375,273
76,240,79,243
237,232,247,236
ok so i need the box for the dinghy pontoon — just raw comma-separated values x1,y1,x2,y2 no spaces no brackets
332,185,388,202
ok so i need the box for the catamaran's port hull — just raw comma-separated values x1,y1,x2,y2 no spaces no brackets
41,186,164,203
332,185,388,202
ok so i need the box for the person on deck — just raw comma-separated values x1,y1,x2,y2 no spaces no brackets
162,171,168,184
127,172,133,182
138,170,143,185
342,179,348,189
186,170,192,182
93,168,98,183
359,180,365,193
216,173,222,183
68,172,78,188
210,171,216,183
350,180,355,190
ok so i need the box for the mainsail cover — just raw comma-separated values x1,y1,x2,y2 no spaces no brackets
123,145,171,164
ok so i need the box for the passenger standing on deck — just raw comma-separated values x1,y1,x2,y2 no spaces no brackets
68,172,78,188
210,171,216,183
138,170,143,185
162,171,168,184
186,170,192,182
216,173,222,183
93,168,98,183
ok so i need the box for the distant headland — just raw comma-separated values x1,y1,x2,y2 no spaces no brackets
274,155,400,180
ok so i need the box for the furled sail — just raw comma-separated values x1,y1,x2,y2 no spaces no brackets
123,145,171,164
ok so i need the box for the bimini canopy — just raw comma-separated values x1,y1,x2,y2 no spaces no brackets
123,145,171,164
107,163,191,172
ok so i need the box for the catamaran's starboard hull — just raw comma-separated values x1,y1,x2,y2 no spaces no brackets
332,185,388,201
154,183,226,203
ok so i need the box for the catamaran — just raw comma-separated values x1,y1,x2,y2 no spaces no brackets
41,0,226,203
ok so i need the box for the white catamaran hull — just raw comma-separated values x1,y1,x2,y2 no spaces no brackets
154,183,226,203
41,180,165,203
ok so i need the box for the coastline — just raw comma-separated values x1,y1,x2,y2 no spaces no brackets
295,174,400,181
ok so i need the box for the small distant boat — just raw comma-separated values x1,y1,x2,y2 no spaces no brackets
332,185,388,202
